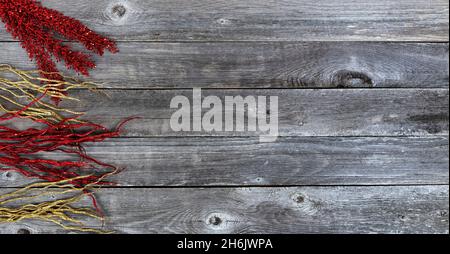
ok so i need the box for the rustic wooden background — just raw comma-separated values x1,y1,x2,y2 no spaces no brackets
0,0,449,234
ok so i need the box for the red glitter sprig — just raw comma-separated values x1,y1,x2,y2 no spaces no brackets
0,119,133,187
0,113,136,186
0,0,118,102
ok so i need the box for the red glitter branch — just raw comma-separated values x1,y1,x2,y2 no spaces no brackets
0,88,136,186
0,0,118,101
0,113,137,187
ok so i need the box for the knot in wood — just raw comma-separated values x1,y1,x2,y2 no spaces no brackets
208,215,223,226
333,70,373,88
112,5,127,17
17,228,31,234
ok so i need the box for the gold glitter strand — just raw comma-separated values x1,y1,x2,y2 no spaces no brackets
0,64,102,123
0,172,117,234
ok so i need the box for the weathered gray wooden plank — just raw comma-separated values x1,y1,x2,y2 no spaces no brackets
4,89,447,137
0,186,447,234
0,0,448,41
1,137,448,187
1,42,448,88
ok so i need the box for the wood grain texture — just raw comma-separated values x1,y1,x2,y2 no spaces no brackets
4,88,446,137
1,137,448,187
0,185,447,234
0,0,448,41
1,42,448,89
0,0,448,235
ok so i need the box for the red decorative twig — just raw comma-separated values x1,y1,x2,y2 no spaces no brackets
0,87,135,185
0,113,136,186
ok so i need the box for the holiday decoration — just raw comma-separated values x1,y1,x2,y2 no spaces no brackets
0,0,118,103
1,65,132,187
0,65,136,231
1,64,96,122
0,101,134,188
1,1,127,233
0,174,115,233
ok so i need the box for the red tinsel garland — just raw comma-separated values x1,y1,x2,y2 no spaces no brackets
0,0,118,102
